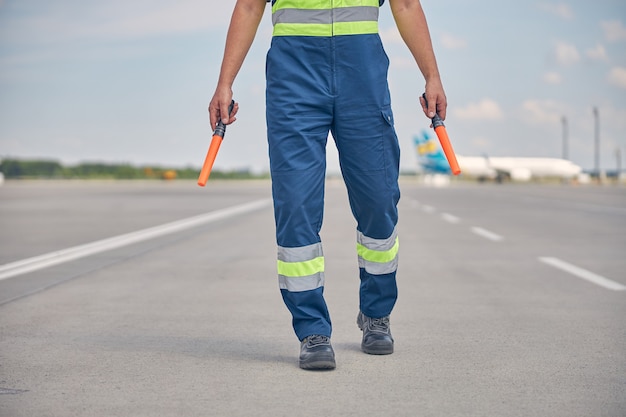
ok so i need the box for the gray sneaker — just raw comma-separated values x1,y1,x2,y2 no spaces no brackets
357,311,394,355
299,335,336,370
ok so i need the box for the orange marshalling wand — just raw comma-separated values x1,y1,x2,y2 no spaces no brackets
198,100,234,187
423,94,461,175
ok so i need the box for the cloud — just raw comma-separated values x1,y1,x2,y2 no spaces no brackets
453,99,503,121
585,44,608,61
538,3,574,20
553,41,580,66
389,56,416,70
543,71,562,84
600,104,626,130
601,20,626,42
1,0,236,46
471,136,490,148
440,33,467,49
608,67,626,89
521,99,563,124
380,26,403,44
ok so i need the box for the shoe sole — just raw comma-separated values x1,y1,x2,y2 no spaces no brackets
361,342,394,355
299,353,336,370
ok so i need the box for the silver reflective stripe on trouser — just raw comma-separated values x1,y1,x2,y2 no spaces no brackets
277,243,325,292
356,228,399,275
272,6,379,25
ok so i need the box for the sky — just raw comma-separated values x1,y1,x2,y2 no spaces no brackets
0,0,625,174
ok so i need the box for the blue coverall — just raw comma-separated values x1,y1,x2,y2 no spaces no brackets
267,0,400,341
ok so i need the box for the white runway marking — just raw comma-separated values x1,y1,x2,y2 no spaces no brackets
421,205,436,213
471,227,503,242
539,257,626,291
441,213,460,224
0,199,272,281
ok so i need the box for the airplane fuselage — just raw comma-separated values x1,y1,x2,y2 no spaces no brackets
457,156,583,181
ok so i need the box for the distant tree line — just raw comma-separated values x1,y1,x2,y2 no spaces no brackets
0,158,268,180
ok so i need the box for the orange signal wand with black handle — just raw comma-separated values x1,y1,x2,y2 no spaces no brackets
422,93,461,175
198,100,234,187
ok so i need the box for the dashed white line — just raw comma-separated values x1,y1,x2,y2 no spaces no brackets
408,199,622,292
539,257,626,291
441,213,460,224
471,227,503,242
0,199,272,281
410,201,503,243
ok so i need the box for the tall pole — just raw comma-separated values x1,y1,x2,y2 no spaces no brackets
561,116,568,160
593,106,600,176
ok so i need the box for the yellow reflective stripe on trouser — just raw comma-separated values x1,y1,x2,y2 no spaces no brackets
357,238,398,263
277,256,324,277
356,229,399,275
277,243,325,292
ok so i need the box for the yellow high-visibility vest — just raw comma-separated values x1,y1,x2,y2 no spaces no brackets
271,0,381,37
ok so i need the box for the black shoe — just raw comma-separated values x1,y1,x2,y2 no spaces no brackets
357,311,394,355
299,335,336,370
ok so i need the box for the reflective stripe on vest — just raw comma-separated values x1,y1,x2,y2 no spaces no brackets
277,242,325,292
272,0,379,37
356,228,399,275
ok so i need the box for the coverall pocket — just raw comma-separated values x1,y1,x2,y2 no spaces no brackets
381,105,394,127
379,105,400,189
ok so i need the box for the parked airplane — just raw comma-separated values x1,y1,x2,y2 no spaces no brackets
414,130,583,182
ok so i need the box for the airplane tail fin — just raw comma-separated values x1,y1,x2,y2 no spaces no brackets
414,131,430,154
414,130,443,157
414,130,451,174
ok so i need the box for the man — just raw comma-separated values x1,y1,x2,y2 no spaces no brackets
209,0,446,370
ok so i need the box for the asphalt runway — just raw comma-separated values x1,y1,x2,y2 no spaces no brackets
0,179,624,417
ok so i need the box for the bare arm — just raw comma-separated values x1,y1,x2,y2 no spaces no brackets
389,0,447,120
208,0,267,129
